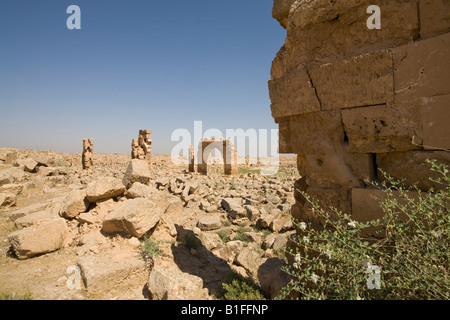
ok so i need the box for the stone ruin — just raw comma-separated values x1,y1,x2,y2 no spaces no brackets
196,137,238,176
131,129,152,167
82,138,93,170
269,0,450,226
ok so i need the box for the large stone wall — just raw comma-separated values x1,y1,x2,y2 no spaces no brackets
269,0,450,222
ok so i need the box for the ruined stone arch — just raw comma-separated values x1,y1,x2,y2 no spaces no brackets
197,137,237,176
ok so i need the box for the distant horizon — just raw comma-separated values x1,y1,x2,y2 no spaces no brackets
0,0,285,156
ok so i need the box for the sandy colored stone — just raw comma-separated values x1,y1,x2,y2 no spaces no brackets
122,159,151,188
419,0,450,39
77,248,147,292
102,198,163,238
8,218,68,259
148,265,205,300
59,189,90,219
269,65,320,118
342,104,419,153
393,33,450,101
310,50,394,110
86,177,125,202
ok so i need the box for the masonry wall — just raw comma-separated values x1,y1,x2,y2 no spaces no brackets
269,0,450,223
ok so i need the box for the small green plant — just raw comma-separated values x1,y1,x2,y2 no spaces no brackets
279,159,449,300
0,292,33,300
216,229,230,243
233,223,252,242
139,236,171,265
221,271,266,300
223,220,231,227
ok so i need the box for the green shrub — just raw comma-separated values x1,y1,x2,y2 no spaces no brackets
216,229,230,243
139,236,172,264
221,272,266,300
279,159,449,300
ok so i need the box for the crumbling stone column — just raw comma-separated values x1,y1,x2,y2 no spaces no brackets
82,139,93,170
131,129,152,168
189,144,195,172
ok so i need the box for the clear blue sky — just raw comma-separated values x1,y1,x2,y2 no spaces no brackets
0,0,285,155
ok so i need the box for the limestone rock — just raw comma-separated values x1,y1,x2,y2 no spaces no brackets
197,215,222,231
77,248,147,293
258,257,292,299
148,265,205,300
86,177,125,202
59,190,90,219
8,218,68,259
15,210,56,229
122,159,151,188
102,198,163,238
221,198,246,218
234,246,265,276
22,158,38,173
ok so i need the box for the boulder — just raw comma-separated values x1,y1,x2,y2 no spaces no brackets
197,215,222,231
22,158,38,173
126,182,155,199
102,198,163,238
234,246,265,277
148,265,205,300
221,198,246,219
86,177,125,202
59,190,90,219
77,248,147,293
14,210,56,229
122,159,151,188
258,258,292,299
0,193,16,208
8,218,68,259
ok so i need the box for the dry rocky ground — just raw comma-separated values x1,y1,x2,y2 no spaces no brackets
0,147,297,300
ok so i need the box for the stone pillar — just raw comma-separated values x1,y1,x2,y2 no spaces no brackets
189,144,195,172
131,129,152,168
82,139,93,170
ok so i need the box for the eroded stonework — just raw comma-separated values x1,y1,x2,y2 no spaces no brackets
82,139,93,170
131,129,152,167
269,0,450,223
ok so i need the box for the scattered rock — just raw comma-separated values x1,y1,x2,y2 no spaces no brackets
221,198,246,219
122,159,151,188
8,218,68,259
14,210,56,229
77,248,147,293
22,158,38,173
86,177,125,202
59,190,90,219
148,264,205,300
197,215,222,231
102,198,163,238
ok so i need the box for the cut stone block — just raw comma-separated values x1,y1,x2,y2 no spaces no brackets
122,159,151,188
342,104,419,153
269,65,321,118
419,0,450,39
8,218,68,259
310,50,394,110
422,94,450,150
102,198,163,238
86,177,125,202
393,33,450,101
77,248,147,292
